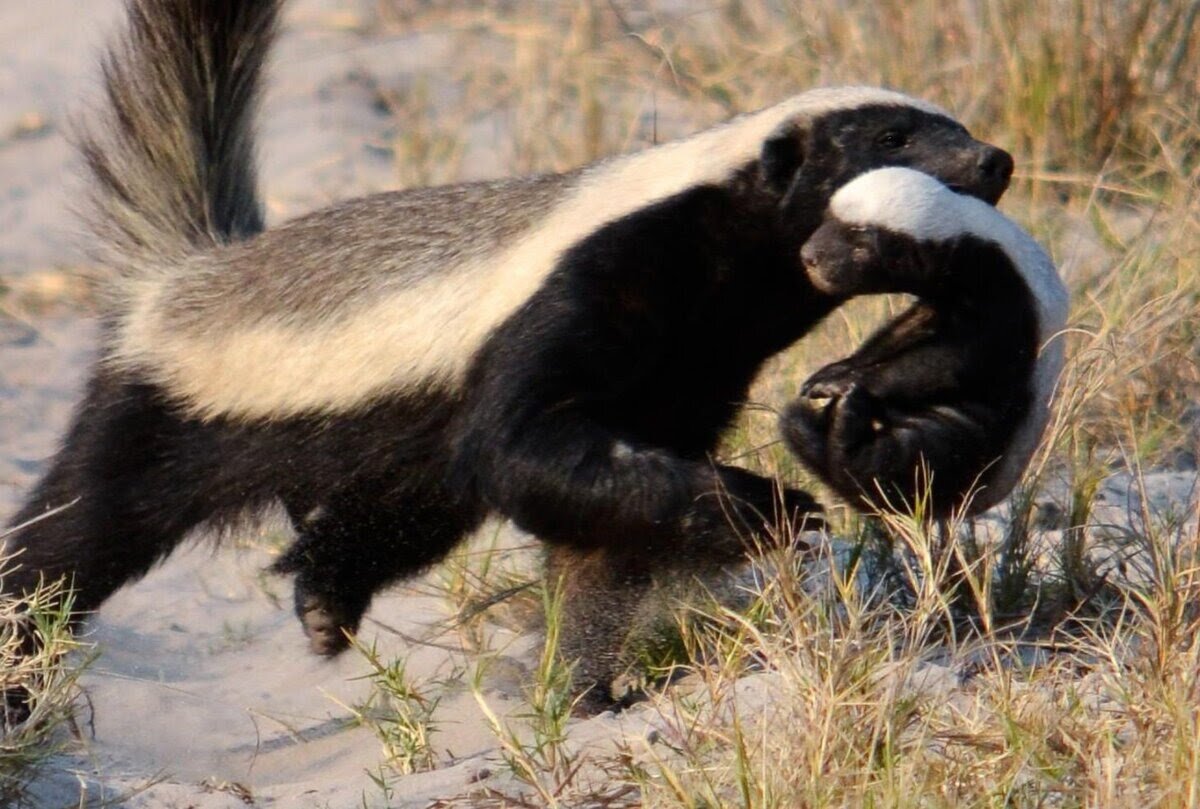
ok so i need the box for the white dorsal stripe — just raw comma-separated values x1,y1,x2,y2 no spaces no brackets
826,166,1070,502
113,88,948,422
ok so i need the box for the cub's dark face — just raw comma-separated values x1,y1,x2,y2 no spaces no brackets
799,222,889,296
800,222,930,298
761,103,1013,236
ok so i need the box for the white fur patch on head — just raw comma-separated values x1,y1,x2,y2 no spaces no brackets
828,167,1069,338
827,166,1070,504
115,87,951,421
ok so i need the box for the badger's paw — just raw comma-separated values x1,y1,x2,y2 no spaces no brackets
292,584,365,657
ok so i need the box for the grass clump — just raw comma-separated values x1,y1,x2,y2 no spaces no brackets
627,481,1200,807
0,546,89,803
471,585,576,803
346,640,441,776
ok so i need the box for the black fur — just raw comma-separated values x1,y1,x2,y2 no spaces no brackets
782,225,1040,517
3,0,1017,714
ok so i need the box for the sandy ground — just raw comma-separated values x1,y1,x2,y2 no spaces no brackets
3,2,1198,807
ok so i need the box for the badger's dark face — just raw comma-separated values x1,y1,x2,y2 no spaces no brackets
761,103,1013,236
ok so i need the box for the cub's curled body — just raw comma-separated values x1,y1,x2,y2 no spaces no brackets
783,168,1068,517
4,0,1013,707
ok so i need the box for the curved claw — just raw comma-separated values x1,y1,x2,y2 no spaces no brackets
801,371,858,401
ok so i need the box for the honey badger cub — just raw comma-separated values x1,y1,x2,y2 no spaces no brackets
783,167,1068,517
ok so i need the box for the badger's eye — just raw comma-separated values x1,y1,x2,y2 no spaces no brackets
876,130,907,149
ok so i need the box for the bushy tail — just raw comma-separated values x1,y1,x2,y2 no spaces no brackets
78,0,282,270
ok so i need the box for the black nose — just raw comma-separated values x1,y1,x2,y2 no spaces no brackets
978,146,1014,183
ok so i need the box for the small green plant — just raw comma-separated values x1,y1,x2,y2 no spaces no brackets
472,582,580,806
345,641,440,775
0,543,90,802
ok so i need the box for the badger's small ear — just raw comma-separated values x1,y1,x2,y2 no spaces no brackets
761,122,806,195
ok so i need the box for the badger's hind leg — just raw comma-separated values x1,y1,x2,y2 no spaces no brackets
2,372,257,722
275,480,484,656
3,373,244,613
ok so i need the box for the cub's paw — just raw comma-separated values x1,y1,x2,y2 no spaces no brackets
780,398,830,472
777,487,827,537
801,365,859,400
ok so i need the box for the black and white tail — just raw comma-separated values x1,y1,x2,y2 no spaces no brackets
78,0,280,273
3,0,285,616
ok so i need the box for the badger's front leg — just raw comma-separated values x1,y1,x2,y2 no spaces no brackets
489,440,820,710
453,335,822,710
458,397,821,564
456,406,820,709
543,544,656,714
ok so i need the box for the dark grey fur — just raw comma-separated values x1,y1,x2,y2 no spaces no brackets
165,173,576,329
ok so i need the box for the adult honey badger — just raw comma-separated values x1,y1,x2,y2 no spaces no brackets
3,0,1014,709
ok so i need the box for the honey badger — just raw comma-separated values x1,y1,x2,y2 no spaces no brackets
2,0,1014,710
783,167,1068,517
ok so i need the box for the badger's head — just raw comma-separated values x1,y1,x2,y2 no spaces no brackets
755,89,1012,242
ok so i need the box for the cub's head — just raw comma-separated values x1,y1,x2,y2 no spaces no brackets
756,88,1012,238
797,166,1042,300
800,220,899,297
798,167,971,296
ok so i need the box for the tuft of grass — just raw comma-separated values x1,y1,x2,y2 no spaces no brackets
630,477,1200,807
470,582,585,807
464,582,643,807
0,547,90,803
343,640,441,776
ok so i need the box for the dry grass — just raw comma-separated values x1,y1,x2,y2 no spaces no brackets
629,516,1200,808
362,1,1200,805
0,537,90,803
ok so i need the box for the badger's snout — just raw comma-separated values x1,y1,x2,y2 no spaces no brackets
940,143,1014,205
975,145,1014,204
